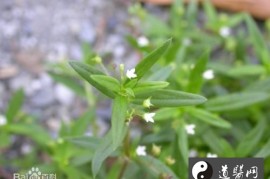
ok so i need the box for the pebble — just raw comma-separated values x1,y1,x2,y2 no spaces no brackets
54,84,74,106
30,87,55,107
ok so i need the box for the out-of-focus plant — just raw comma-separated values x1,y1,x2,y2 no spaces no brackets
0,89,97,178
128,0,270,178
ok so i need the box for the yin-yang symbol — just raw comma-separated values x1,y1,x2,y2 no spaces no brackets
192,161,213,179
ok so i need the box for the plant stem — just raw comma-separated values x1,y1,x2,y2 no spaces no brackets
118,130,130,179
118,158,128,179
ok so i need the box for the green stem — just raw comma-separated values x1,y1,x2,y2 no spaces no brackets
118,130,130,179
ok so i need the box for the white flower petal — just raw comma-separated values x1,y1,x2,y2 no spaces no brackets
126,68,137,79
0,115,7,126
219,26,231,37
136,145,147,156
137,36,149,47
185,124,196,135
143,113,155,123
203,69,214,80
207,153,218,158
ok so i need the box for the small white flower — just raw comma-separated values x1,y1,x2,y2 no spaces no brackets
219,26,231,37
136,145,147,156
137,36,149,47
185,124,196,135
126,68,137,79
143,113,155,123
207,153,218,158
143,98,153,108
183,38,192,46
203,69,214,80
0,115,7,126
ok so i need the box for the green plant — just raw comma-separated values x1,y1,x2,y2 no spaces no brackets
69,38,206,178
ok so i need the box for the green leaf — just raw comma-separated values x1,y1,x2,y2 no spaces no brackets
202,129,235,157
236,118,266,157
0,132,11,148
63,166,90,179
6,89,25,122
154,108,180,121
71,110,94,136
245,77,270,93
111,95,128,149
69,61,115,98
255,138,270,158
187,108,231,129
7,123,51,146
245,15,270,71
70,150,95,166
141,128,174,144
186,0,198,24
187,51,209,93
134,38,172,81
133,81,169,95
245,15,265,51
65,136,99,149
133,89,207,107
205,92,269,112
176,122,188,166
91,75,120,93
138,156,178,179
143,15,171,36
48,71,85,96
203,0,217,26
92,131,124,178
147,64,175,81
227,65,266,77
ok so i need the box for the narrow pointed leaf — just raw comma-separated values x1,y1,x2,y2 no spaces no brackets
255,138,270,158
205,92,269,112
187,51,209,93
147,64,175,81
7,123,51,147
236,118,266,157
154,108,180,121
69,61,115,98
227,65,266,77
71,110,94,136
111,95,128,149
138,156,178,179
245,77,270,93
134,38,172,81
133,81,169,95
66,136,99,149
92,132,114,178
187,108,231,129
91,75,120,93
6,89,25,122
176,122,188,166
133,89,207,107
202,129,235,157
48,71,85,96
245,15,270,71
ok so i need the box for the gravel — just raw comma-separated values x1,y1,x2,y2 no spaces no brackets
0,0,134,126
